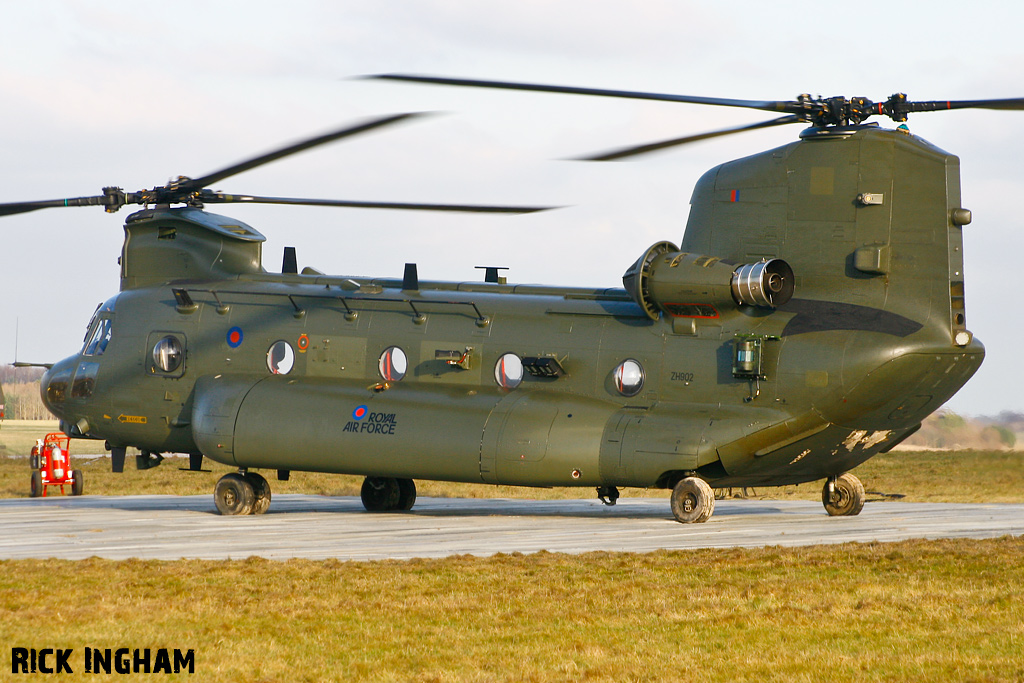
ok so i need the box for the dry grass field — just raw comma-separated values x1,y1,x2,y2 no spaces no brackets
2,539,1022,681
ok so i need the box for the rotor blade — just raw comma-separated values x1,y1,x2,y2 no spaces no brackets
199,191,557,214
187,112,432,190
906,97,1024,113
0,114,435,218
577,115,803,161
371,74,797,115
0,195,111,217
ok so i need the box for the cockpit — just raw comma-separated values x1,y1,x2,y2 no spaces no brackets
44,296,118,409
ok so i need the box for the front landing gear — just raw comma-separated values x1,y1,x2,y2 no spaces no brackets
671,477,715,523
822,473,865,516
214,471,272,515
360,476,416,512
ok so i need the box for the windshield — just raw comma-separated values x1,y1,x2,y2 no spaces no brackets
82,295,118,356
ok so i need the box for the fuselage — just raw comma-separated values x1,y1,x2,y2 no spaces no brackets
41,269,982,490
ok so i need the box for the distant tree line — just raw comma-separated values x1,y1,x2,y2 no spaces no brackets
0,365,45,384
2,365,50,420
3,382,49,420
905,409,1019,450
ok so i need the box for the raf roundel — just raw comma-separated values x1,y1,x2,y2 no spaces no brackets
352,405,368,421
226,326,244,349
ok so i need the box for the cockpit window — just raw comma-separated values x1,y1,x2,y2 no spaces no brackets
45,366,72,405
84,318,113,356
82,295,117,357
71,362,100,399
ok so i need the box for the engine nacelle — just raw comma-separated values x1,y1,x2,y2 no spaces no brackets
622,241,794,321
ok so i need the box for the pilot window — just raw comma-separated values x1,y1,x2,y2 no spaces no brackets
45,366,72,405
81,295,117,356
83,317,113,356
71,362,100,399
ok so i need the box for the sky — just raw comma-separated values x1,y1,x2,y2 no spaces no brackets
1,0,1022,416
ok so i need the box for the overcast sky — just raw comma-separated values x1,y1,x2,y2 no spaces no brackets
2,0,1022,416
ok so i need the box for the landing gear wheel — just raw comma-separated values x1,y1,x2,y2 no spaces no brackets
30,471,43,498
396,478,417,511
671,477,715,523
215,473,255,515
361,476,401,512
244,472,271,515
822,473,865,516
71,470,84,496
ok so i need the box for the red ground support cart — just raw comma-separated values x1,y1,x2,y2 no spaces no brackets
29,433,83,497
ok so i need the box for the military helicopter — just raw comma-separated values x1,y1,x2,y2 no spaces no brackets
4,78,1014,523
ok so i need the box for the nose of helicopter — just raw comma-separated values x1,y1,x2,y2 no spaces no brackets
40,356,78,423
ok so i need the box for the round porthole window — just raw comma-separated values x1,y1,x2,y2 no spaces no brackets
378,346,408,381
267,341,295,375
153,336,183,373
614,359,644,397
494,353,524,389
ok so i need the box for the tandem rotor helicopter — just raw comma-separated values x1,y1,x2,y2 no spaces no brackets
4,75,1016,523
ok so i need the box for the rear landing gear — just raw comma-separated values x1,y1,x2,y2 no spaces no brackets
822,473,865,516
360,476,417,512
214,471,272,516
671,476,715,523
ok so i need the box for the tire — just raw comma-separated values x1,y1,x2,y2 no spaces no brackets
215,473,255,515
671,477,715,523
30,471,43,498
361,476,401,512
71,470,84,496
244,472,272,515
396,478,417,511
822,473,866,516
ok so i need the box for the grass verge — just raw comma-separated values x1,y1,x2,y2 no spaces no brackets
2,537,1023,682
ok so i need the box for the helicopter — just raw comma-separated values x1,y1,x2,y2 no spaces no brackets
4,78,1014,523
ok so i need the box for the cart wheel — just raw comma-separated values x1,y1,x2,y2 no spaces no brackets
30,471,43,498
244,472,271,515
71,470,84,496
